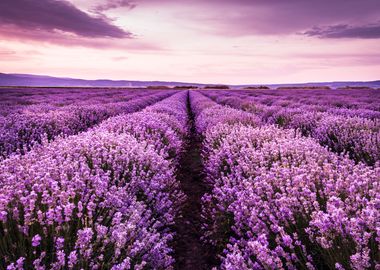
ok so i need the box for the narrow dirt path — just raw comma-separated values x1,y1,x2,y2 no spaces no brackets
173,92,217,270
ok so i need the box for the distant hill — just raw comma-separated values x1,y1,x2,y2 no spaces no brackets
0,73,379,89
0,73,204,87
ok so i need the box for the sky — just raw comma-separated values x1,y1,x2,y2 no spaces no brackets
0,0,380,84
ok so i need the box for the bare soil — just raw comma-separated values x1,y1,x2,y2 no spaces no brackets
173,92,217,270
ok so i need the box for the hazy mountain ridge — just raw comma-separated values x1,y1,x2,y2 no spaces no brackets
0,73,379,88
0,73,204,87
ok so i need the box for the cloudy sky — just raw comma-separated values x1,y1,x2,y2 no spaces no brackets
1,0,380,84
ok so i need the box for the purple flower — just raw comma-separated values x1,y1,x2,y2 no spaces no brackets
16,257,25,269
32,234,42,247
68,251,77,268
76,228,94,249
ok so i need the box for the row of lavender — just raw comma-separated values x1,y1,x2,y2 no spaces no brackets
0,88,151,116
0,90,175,160
190,91,380,269
221,89,380,113
201,90,380,166
206,89,380,120
0,91,189,269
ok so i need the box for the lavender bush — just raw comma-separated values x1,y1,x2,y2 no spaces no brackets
0,91,174,160
191,91,380,269
0,91,188,269
0,87,379,269
202,89,380,165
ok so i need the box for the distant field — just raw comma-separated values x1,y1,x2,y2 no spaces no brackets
0,87,379,269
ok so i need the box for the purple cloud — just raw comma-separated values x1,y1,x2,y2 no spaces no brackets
0,24,163,51
303,22,380,39
0,0,131,38
94,0,136,12
145,0,380,37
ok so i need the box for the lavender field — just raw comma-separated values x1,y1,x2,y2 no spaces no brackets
0,87,379,270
